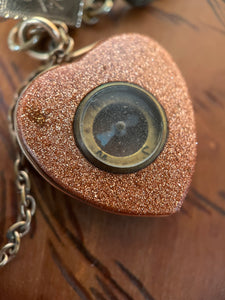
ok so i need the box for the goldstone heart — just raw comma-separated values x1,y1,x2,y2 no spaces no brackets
15,34,196,216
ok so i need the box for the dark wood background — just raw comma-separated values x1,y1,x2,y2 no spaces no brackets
0,0,225,299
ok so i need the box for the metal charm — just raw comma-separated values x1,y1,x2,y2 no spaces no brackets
0,0,84,27
0,6,197,266
14,33,196,216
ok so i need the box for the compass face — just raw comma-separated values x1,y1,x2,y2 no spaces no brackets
73,82,168,173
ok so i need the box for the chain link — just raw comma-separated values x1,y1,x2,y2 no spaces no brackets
83,0,114,25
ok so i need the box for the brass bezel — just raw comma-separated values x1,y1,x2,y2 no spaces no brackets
73,82,168,174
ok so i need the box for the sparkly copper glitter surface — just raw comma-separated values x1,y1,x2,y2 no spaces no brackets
15,34,197,216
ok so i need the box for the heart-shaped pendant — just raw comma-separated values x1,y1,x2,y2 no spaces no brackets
14,33,196,216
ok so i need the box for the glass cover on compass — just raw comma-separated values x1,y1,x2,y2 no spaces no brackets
73,82,168,173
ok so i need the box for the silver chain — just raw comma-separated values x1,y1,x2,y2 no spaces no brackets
0,61,43,267
0,153,36,267
0,15,99,267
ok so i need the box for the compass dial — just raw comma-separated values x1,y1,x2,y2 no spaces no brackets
73,82,168,173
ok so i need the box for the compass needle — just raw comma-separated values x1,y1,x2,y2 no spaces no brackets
96,126,116,147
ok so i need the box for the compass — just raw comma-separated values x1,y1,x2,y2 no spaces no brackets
74,82,168,173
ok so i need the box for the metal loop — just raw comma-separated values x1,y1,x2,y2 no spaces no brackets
14,155,26,176
65,37,75,56
23,210,32,231
0,242,14,266
16,186,26,216
20,194,36,217
8,17,75,61
17,170,31,192
8,23,41,52
7,220,29,239
0,242,15,254
26,195,36,216
50,27,74,63
83,0,114,24
0,242,16,266
18,17,61,60
0,252,8,267
54,20,69,34
8,232,21,255
68,42,98,61
0,238,20,265
7,221,26,238
20,208,32,228
14,157,22,177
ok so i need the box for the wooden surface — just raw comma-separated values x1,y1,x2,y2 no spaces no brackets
0,1,225,299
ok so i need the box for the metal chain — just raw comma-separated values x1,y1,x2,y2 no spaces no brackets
8,17,74,61
0,20,64,268
0,151,36,267
0,34,58,267
0,16,99,268
7,16,98,63
0,63,45,268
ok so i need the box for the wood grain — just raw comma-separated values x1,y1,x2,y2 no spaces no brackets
0,0,225,299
